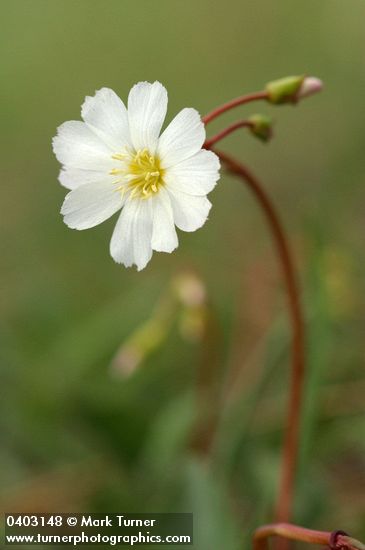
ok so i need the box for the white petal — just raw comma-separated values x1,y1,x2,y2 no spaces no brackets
128,81,167,154
164,149,220,196
61,181,123,230
59,168,111,190
158,108,205,168
110,199,153,270
167,188,212,232
151,188,178,253
53,121,114,171
81,87,132,151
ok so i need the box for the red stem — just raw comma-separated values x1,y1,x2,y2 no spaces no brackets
202,91,268,125
254,523,328,550
204,120,252,149
209,148,305,525
253,523,365,550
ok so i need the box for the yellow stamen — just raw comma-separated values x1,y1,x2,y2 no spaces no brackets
111,153,126,161
111,148,165,199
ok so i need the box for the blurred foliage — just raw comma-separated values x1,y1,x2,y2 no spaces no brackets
1,1,365,548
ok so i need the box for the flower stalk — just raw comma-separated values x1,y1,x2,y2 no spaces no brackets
204,120,253,149
202,91,268,125
204,115,273,149
203,77,321,523
253,523,365,550
204,145,305,524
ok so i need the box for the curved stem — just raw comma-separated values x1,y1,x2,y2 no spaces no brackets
202,91,268,125
253,523,365,550
210,148,305,524
254,524,328,550
204,120,252,149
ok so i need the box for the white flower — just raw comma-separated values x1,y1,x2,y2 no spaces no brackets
53,82,220,270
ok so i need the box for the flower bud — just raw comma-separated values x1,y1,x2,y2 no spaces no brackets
248,114,273,142
296,77,323,100
266,75,323,105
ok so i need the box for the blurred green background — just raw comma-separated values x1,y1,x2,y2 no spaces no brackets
1,1,365,548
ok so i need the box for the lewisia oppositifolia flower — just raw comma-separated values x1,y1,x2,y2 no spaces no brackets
53,82,220,270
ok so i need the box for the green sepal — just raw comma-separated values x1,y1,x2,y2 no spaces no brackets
248,113,273,142
266,75,305,104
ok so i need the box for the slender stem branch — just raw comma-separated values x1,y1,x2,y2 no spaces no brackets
202,91,268,125
254,524,328,550
253,523,365,550
204,120,252,149
209,148,305,524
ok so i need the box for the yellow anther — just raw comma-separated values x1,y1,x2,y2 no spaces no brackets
111,153,126,161
111,148,164,199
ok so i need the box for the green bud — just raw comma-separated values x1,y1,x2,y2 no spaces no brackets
248,114,273,142
266,75,305,104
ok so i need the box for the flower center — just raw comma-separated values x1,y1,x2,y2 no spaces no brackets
110,149,165,199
